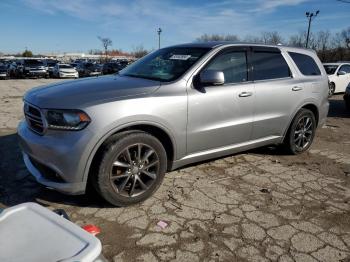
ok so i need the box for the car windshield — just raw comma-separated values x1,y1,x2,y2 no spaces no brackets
120,47,211,81
85,63,95,68
323,65,338,75
24,60,43,66
59,65,73,69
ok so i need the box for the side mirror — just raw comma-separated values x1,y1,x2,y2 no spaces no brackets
338,71,346,76
200,70,225,85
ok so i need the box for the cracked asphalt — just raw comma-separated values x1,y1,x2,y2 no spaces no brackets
0,79,350,262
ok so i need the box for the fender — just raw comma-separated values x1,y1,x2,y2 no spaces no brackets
81,120,177,182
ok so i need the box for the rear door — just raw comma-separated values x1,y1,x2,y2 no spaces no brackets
187,47,254,154
251,47,303,140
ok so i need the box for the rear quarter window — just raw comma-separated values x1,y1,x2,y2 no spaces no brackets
288,52,321,76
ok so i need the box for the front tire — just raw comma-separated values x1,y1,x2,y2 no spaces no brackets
284,109,316,155
94,132,167,206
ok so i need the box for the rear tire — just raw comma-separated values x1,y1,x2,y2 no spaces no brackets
328,82,335,97
93,131,167,206
283,109,316,155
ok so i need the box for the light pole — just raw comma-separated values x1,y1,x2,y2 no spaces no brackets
157,28,162,49
305,10,319,48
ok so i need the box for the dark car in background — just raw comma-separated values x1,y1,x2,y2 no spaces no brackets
102,62,120,75
0,65,9,79
44,59,58,77
77,62,102,77
70,63,79,70
20,59,48,78
344,84,350,110
117,59,129,70
8,61,22,78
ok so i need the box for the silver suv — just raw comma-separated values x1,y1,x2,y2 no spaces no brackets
18,43,329,206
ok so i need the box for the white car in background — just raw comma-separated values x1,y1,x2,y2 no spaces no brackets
323,63,350,96
53,63,79,78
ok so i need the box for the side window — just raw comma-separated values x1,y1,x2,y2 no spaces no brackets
252,51,291,81
205,51,247,84
288,52,321,76
339,65,350,74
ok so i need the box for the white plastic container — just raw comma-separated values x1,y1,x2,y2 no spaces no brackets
0,202,102,262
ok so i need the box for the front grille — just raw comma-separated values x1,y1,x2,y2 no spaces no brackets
24,103,45,134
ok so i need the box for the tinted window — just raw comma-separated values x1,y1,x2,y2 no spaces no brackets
288,52,321,76
253,52,290,81
323,65,338,75
59,64,73,69
205,51,247,84
339,65,350,74
24,60,43,66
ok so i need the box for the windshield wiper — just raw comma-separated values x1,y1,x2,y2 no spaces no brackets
122,74,162,82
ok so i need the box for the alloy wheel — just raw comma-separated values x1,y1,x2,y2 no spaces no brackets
109,143,160,197
294,116,313,150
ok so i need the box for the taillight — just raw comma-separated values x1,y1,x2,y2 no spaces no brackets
82,224,101,236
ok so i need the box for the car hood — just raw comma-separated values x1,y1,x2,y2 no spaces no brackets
24,75,160,108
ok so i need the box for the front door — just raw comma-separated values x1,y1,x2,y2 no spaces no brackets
187,49,254,154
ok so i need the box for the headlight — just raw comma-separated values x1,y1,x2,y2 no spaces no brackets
44,109,91,130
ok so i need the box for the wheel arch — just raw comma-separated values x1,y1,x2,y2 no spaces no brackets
84,121,177,184
283,102,320,140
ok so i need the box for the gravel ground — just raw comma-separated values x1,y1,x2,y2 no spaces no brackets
0,79,350,262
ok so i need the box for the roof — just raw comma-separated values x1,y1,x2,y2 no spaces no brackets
169,41,310,51
323,62,350,66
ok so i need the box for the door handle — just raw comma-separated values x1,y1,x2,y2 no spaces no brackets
292,86,303,91
239,92,253,97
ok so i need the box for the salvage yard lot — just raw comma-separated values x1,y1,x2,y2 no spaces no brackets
0,79,350,262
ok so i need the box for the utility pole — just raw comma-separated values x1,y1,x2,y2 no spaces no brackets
305,10,319,48
157,28,162,49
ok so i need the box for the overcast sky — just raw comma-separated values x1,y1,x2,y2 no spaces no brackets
1,0,349,54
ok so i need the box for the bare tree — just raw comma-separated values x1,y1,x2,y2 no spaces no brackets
196,34,240,42
243,35,263,43
261,31,284,45
315,31,331,51
341,27,350,49
288,33,305,47
313,31,331,61
98,36,112,60
131,45,149,59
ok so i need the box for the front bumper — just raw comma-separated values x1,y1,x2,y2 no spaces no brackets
17,120,94,195
59,72,79,78
25,70,48,77
89,72,102,76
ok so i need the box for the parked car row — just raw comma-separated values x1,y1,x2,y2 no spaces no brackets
0,59,131,80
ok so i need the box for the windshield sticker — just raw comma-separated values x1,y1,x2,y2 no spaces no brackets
169,55,191,60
